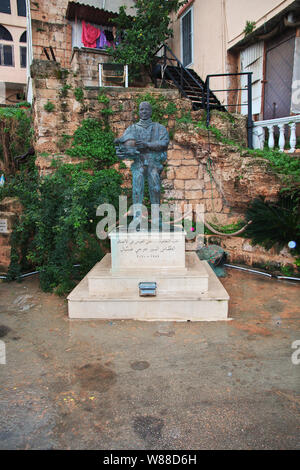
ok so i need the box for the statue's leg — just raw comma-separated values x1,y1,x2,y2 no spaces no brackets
147,164,161,206
132,164,145,218
147,164,162,229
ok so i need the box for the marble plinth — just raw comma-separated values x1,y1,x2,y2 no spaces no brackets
68,229,230,321
109,230,187,273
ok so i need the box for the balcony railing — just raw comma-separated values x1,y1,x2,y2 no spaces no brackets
253,115,300,153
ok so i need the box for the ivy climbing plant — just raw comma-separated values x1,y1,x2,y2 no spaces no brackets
66,118,118,169
0,107,33,174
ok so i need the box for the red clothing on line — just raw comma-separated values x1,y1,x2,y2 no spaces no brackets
81,20,100,48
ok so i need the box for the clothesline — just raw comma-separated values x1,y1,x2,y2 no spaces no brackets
81,20,122,50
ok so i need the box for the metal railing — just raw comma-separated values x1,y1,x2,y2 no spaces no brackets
253,115,300,153
153,46,254,149
205,73,253,148
153,44,205,98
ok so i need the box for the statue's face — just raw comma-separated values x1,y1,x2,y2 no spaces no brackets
139,102,152,120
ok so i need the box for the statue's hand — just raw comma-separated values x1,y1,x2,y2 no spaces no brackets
135,140,148,152
116,144,140,160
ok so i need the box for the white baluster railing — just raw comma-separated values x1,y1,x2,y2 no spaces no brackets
253,115,300,153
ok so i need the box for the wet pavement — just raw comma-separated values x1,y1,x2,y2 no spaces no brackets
0,269,299,450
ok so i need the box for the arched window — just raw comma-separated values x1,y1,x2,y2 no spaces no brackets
19,31,27,68
0,1,11,15
0,25,13,67
17,0,26,17
20,31,27,43
0,25,13,42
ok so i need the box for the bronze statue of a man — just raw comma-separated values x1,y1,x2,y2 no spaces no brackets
115,101,169,208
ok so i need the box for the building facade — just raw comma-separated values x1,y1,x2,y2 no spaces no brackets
169,0,300,121
0,0,27,104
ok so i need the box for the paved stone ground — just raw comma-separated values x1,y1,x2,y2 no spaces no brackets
0,269,299,450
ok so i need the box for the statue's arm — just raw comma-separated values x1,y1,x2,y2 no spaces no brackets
115,125,140,160
145,126,169,151
114,126,134,145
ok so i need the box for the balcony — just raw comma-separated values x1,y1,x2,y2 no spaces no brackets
253,115,300,153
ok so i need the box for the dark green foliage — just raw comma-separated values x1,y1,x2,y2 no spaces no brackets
243,21,256,36
0,107,33,174
204,220,245,235
97,94,110,105
59,83,72,98
74,87,84,102
136,92,177,126
66,118,118,169
246,147,300,176
44,100,55,112
15,101,31,108
109,0,187,80
245,196,300,255
2,163,123,295
176,111,194,124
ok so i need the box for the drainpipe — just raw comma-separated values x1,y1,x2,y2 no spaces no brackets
247,72,253,149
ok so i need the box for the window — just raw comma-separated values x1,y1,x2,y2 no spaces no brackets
20,45,26,67
0,25,13,66
0,0,11,15
0,25,13,41
0,44,14,66
181,7,193,67
20,30,27,43
17,0,26,17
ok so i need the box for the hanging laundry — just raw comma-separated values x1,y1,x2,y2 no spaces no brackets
96,30,109,49
104,30,114,43
81,20,100,48
104,29,115,47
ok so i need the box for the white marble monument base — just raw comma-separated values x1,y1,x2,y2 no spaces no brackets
67,252,230,322
109,229,187,273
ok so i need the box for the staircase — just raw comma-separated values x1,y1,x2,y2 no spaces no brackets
164,65,225,112
153,44,226,113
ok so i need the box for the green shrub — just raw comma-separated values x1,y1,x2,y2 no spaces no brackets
136,92,178,127
66,118,118,169
109,0,186,80
245,196,300,255
0,107,33,174
3,163,123,295
44,100,55,112
74,87,84,102
59,83,72,98
243,21,256,36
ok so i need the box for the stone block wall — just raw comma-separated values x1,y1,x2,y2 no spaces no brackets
71,48,112,88
30,0,72,68
27,59,296,273
70,48,152,89
31,59,281,224
31,59,192,169
162,123,281,225
205,235,296,270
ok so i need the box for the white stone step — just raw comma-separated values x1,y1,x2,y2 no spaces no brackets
87,253,209,295
68,260,230,322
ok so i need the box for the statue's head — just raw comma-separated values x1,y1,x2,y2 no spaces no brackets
139,101,152,121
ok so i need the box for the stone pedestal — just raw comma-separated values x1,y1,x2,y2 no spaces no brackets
110,230,187,273
68,230,230,321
